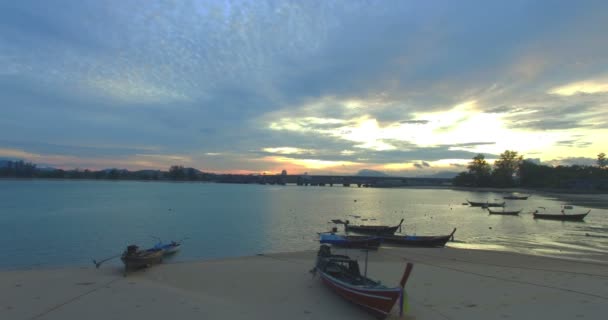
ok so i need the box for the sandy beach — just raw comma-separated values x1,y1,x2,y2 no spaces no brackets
1,247,607,320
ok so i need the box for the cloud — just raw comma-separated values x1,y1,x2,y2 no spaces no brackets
1,1,608,172
549,79,608,96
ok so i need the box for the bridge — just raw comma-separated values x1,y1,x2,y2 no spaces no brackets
215,174,452,187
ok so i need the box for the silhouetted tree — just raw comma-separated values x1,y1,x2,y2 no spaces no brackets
466,154,492,187
492,150,523,187
598,153,607,169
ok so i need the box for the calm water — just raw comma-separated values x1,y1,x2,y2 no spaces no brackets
1,180,607,269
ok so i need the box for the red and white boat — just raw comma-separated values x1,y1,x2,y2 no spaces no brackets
312,245,413,318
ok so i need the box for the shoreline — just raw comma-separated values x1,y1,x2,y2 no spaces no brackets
3,177,607,195
2,247,607,320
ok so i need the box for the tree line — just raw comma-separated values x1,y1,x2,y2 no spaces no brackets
0,161,213,181
453,151,608,190
0,161,286,184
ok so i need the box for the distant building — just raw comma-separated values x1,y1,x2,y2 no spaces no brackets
281,169,287,176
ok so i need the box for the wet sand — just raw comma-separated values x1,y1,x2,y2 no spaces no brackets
1,247,607,320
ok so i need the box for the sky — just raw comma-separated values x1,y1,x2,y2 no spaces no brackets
1,0,607,176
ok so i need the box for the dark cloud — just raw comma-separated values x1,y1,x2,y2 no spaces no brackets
1,0,607,170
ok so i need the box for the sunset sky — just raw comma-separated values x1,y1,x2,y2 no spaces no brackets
1,0,607,176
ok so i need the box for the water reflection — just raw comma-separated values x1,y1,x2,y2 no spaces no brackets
0,180,607,269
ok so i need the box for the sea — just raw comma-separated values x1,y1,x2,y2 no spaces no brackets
1,179,607,270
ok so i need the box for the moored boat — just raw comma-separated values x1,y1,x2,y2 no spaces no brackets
533,209,590,221
344,219,404,235
467,200,505,207
312,245,413,319
487,208,522,215
503,194,529,200
320,233,382,249
380,228,456,247
121,245,164,274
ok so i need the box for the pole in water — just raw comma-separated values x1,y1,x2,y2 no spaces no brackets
364,249,368,277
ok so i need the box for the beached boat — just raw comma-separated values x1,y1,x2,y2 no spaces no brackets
320,233,382,249
380,228,456,247
121,245,164,274
344,219,404,235
467,200,505,207
312,245,413,319
487,208,522,215
503,195,529,200
152,240,181,255
533,209,590,221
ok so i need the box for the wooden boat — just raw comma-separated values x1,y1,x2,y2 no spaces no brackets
487,208,522,215
467,200,505,207
380,228,456,247
503,195,529,200
312,245,413,319
320,233,382,249
121,245,164,274
152,241,181,255
344,219,404,235
533,209,590,221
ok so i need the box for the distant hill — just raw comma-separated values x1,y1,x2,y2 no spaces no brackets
356,169,389,177
420,171,460,179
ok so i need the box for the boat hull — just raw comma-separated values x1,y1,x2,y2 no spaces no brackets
487,209,521,215
533,211,589,221
345,219,404,235
121,250,163,271
319,270,401,318
380,229,456,247
153,242,182,255
320,234,381,249
468,200,505,207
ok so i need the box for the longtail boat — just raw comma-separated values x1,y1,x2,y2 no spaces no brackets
344,219,404,235
380,228,456,247
121,245,164,275
320,233,382,250
312,245,413,319
533,209,590,221
503,194,529,200
487,208,522,215
467,200,505,207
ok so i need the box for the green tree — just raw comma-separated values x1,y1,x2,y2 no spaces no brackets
467,154,492,187
492,150,523,187
598,153,607,169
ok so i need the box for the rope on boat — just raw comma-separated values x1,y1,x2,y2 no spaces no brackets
402,250,608,279
381,251,608,301
27,277,122,320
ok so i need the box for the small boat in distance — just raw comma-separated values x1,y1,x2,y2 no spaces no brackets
533,208,590,221
380,228,456,247
311,245,413,319
503,194,530,200
343,219,404,235
121,245,164,275
487,208,522,215
467,200,506,207
320,233,382,250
